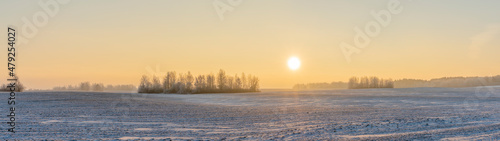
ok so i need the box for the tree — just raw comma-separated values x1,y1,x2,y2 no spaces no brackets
235,74,242,90
360,77,369,88
186,71,194,93
348,77,359,89
227,76,234,90
217,69,227,90
15,76,25,92
246,74,253,90
175,73,186,93
92,83,104,91
138,75,151,93
163,72,172,92
152,76,162,93
249,75,260,91
241,72,247,89
168,71,177,93
105,84,113,90
370,77,379,88
194,75,206,93
206,73,216,91
80,82,91,91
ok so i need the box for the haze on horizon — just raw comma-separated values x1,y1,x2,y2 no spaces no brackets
1,0,500,90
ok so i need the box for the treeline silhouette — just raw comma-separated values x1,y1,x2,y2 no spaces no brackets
293,76,394,90
348,76,394,89
53,82,136,91
138,69,260,94
292,75,500,90
0,76,25,92
293,81,347,90
394,75,500,88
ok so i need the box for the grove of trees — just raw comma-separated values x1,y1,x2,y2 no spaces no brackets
138,69,260,94
348,76,394,89
0,82,24,92
53,82,136,92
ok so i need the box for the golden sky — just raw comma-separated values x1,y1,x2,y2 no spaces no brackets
1,0,500,89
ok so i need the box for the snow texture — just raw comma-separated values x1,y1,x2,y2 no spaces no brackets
1,87,499,140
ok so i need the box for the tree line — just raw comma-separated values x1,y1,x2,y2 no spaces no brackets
293,81,347,90
53,82,136,91
292,77,394,90
394,75,500,88
138,69,260,94
348,76,394,89
293,75,500,90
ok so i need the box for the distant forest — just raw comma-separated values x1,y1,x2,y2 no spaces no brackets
348,77,394,89
293,77,393,89
293,75,500,90
53,82,136,91
394,75,500,88
292,82,347,89
138,69,260,94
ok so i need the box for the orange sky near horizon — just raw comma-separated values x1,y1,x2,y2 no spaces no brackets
1,0,500,89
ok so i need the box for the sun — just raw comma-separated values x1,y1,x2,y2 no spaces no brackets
288,57,301,70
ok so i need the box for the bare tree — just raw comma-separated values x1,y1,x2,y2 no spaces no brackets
106,84,113,90
80,82,91,91
227,76,234,90
152,76,162,93
246,74,253,90
249,75,259,91
186,71,194,93
194,75,206,93
14,75,25,92
348,77,359,89
163,72,172,92
92,83,104,91
138,75,151,93
176,73,186,93
206,73,216,91
241,72,247,89
217,69,226,90
235,74,242,90
370,77,379,88
168,71,177,93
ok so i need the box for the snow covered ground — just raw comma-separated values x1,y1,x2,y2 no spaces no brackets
1,87,499,140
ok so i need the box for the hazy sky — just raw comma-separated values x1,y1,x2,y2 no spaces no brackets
1,0,500,89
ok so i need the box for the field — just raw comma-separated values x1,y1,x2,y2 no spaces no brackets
1,87,500,140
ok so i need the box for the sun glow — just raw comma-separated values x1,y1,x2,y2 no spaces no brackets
288,57,301,70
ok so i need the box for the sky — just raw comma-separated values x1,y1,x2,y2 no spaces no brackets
1,0,500,89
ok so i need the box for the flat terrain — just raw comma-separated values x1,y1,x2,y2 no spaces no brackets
1,87,500,140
